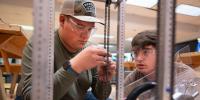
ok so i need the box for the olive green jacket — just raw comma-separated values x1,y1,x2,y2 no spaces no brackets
16,30,111,100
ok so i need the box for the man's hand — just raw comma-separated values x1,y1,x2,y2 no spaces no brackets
98,59,116,82
70,46,108,73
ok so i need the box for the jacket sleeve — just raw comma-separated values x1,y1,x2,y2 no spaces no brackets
17,40,79,100
91,68,112,100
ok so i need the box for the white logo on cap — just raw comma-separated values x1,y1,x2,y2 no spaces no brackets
83,2,95,13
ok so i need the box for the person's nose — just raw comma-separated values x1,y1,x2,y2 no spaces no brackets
135,52,144,61
80,31,90,39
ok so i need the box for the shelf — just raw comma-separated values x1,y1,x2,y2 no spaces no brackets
179,52,200,68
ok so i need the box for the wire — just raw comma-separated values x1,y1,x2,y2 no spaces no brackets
103,0,112,99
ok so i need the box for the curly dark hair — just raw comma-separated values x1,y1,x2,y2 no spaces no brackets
131,30,157,51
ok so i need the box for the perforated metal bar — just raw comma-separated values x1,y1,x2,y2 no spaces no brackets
32,0,54,100
156,0,176,99
116,0,125,100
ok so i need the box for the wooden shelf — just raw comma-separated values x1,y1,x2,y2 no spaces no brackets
179,52,200,68
0,24,27,58
0,24,27,97
0,24,22,36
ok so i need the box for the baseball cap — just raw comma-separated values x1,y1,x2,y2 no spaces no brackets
61,0,103,24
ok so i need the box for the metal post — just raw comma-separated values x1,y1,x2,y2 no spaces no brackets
32,0,54,100
0,70,6,100
156,0,176,99
116,0,125,100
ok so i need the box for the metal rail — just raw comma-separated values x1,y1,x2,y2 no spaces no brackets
156,0,176,99
116,0,125,100
32,0,54,100
0,70,6,100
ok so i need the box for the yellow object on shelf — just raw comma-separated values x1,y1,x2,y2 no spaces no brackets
124,61,135,71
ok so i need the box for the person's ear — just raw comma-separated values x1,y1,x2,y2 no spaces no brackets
59,15,66,27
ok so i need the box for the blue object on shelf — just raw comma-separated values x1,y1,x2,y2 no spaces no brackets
197,38,200,52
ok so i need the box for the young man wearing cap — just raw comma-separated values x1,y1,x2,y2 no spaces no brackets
16,0,115,100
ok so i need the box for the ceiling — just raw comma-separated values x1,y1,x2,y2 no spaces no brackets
0,0,200,52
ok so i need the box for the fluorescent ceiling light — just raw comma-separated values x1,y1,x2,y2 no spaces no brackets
176,4,200,16
92,34,114,39
11,24,34,31
126,0,158,8
97,44,115,48
126,37,133,41
19,25,34,30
